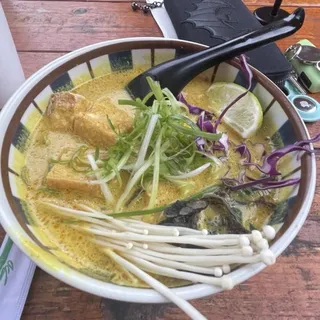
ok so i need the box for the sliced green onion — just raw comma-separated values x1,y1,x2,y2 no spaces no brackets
165,179,195,196
115,158,154,212
197,152,223,166
106,116,117,135
87,154,113,203
168,121,221,141
90,148,132,185
162,88,188,113
164,142,195,161
112,164,123,187
146,76,163,102
148,129,162,209
142,91,154,105
98,77,223,209
151,99,160,114
164,163,211,181
70,146,90,172
133,114,159,173
118,99,147,110
110,205,167,218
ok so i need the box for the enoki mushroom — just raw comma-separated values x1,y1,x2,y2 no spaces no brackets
42,202,276,320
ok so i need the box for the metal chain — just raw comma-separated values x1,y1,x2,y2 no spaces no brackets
131,2,163,13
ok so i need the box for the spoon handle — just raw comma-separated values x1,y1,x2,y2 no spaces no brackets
146,7,305,97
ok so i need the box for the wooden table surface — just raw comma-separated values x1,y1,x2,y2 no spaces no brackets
1,0,320,319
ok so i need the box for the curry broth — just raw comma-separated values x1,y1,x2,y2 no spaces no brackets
24,68,286,287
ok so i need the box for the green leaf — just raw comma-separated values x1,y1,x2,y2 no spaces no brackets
7,260,13,271
118,99,147,110
168,121,222,141
110,205,166,218
0,260,14,286
0,267,8,286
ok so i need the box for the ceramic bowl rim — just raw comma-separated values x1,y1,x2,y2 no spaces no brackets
0,37,316,303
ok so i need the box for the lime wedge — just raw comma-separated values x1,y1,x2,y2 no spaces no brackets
207,82,263,138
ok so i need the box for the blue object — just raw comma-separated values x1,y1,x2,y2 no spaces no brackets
284,79,320,122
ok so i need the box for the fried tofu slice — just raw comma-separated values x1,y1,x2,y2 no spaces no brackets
46,164,102,198
46,92,133,148
74,101,133,148
46,92,91,131
73,113,117,147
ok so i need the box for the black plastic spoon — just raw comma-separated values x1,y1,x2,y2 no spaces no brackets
126,7,305,100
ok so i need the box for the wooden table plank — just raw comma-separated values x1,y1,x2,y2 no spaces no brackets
19,52,65,78
3,1,161,52
22,269,103,319
2,1,320,52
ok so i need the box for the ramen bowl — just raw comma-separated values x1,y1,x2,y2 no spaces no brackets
0,38,316,303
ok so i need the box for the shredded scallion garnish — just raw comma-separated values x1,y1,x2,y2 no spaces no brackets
94,77,222,211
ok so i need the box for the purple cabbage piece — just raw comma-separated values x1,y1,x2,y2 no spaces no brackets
196,111,227,152
179,57,320,193
195,137,206,151
203,121,215,133
229,176,300,191
249,135,320,176
229,176,273,191
197,111,229,153
197,111,214,131
212,144,225,151
235,143,251,163
236,142,266,164
295,133,320,148
178,94,213,119
218,133,229,153
246,144,318,176
253,178,301,190
197,112,204,130
239,54,253,90
224,134,320,191
197,112,205,130
178,97,225,154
